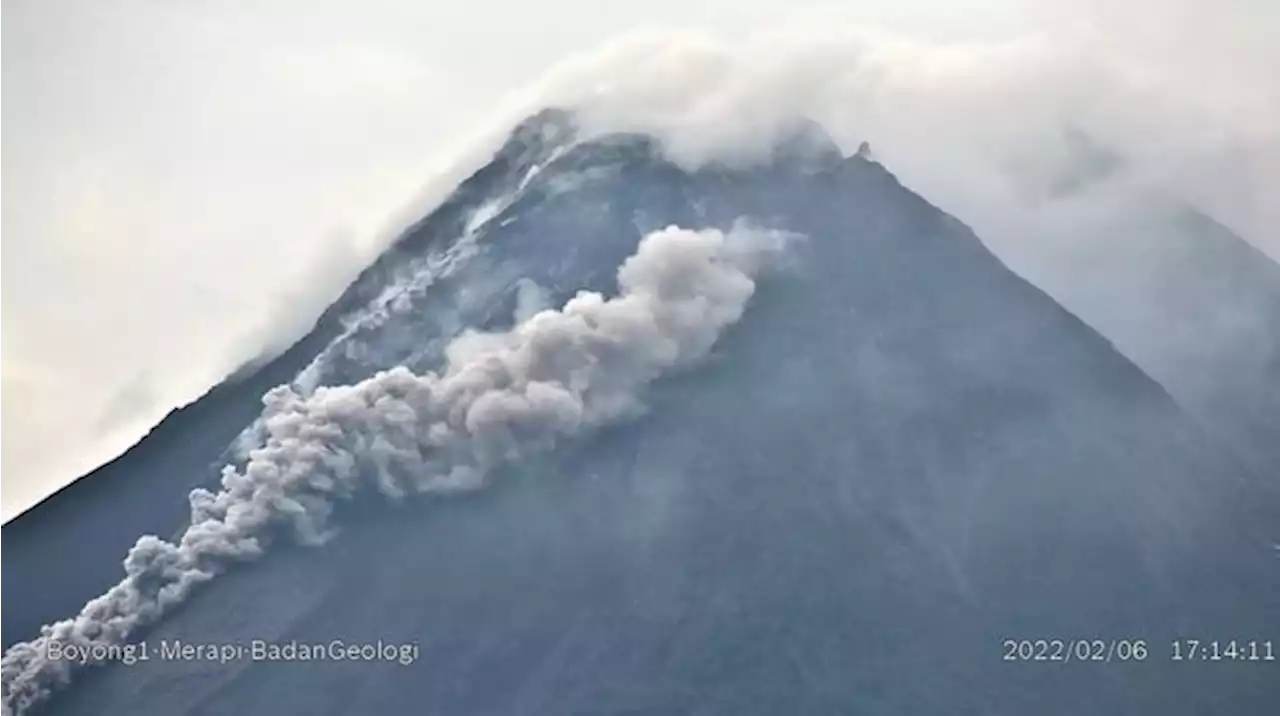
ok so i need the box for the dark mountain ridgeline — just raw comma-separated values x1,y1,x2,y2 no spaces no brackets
1053,205,1280,474
5,110,1277,714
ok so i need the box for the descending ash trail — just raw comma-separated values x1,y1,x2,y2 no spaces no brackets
1,224,790,715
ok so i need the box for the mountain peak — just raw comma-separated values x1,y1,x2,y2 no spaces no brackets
507,107,578,151
498,108,848,177
767,116,845,169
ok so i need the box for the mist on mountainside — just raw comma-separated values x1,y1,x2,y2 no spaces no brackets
4,112,1277,715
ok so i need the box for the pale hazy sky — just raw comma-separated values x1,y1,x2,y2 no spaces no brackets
2,0,1276,519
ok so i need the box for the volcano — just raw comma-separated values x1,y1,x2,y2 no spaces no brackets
4,111,1276,715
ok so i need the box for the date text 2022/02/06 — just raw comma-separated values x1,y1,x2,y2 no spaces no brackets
1002,639,1275,663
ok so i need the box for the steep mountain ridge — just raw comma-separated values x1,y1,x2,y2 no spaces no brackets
1016,200,1280,474
5,111,1276,715
1,109,586,647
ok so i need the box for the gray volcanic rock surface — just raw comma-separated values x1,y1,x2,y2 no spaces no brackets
5,112,1277,715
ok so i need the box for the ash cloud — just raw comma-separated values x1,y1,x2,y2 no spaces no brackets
0,224,790,714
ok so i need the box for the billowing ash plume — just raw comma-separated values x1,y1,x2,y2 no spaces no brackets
0,224,791,715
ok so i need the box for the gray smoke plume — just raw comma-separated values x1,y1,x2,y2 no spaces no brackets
0,223,791,715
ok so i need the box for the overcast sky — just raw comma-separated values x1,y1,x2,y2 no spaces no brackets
2,0,1276,520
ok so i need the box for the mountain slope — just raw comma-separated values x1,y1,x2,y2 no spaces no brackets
1007,198,1280,474
902,126,1280,478
5,112,1277,715
0,110,582,649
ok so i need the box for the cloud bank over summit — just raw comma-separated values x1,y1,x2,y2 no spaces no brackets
516,23,1275,258
0,224,791,714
